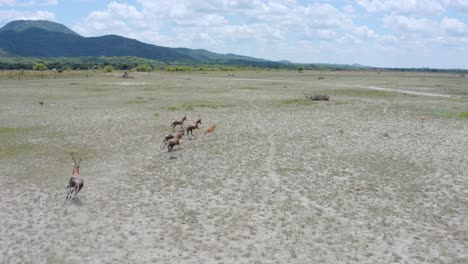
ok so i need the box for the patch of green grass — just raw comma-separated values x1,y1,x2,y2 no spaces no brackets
334,89,395,98
143,86,159,91
238,86,262,90
66,147,96,160
153,112,159,117
432,110,468,119
280,98,313,105
0,144,36,158
0,126,43,136
166,101,231,111
126,99,147,104
84,87,106,92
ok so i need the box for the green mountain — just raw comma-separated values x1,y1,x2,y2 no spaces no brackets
0,20,283,67
0,20,81,36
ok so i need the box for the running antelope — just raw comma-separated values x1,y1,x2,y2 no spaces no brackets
163,132,184,152
162,130,185,148
171,115,187,131
66,157,84,200
420,115,427,128
203,124,217,139
186,118,202,139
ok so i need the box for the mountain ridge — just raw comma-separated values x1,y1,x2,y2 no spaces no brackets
0,20,283,67
0,20,81,36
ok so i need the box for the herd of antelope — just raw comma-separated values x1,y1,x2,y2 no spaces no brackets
163,115,216,152
66,114,216,200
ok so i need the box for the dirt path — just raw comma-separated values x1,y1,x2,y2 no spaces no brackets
187,75,463,98
247,97,280,191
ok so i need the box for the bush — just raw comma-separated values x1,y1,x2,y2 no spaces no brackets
33,63,48,71
103,65,114,73
135,64,152,72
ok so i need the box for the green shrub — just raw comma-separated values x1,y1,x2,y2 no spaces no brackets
33,63,48,71
103,65,114,73
135,64,152,72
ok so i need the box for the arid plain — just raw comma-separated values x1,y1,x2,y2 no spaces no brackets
1,70,467,263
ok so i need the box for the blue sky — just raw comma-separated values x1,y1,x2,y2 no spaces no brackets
1,0,467,69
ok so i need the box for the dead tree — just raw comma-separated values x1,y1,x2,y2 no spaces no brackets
304,93,330,101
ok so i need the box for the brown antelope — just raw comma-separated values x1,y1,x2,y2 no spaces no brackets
203,124,217,139
163,132,183,152
186,118,202,139
162,130,184,148
66,157,84,200
420,115,427,128
171,115,187,130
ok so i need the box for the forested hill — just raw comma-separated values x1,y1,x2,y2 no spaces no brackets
0,20,80,36
0,20,282,67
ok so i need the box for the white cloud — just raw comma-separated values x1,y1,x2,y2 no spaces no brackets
73,2,146,37
444,0,468,13
0,0,57,6
441,17,467,35
316,29,336,40
357,0,445,16
352,25,377,39
337,33,363,44
172,14,228,27
64,0,467,68
0,10,55,25
303,3,353,28
383,15,437,36
0,0,16,6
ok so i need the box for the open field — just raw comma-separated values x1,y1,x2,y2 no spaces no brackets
1,70,467,263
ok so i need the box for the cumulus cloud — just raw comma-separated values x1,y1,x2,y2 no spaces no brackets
0,0,16,6
0,0,58,6
444,0,468,13
59,0,468,67
357,0,445,16
441,17,467,35
0,10,55,25
383,15,437,36
73,2,146,37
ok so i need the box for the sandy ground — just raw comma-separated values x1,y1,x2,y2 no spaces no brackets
0,70,467,263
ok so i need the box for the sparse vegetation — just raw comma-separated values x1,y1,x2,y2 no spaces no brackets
166,101,231,111
238,86,263,90
103,65,114,73
432,110,468,119
334,89,395,98
280,98,313,105
32,62,48,71
135,64,152,72
1,70,467,264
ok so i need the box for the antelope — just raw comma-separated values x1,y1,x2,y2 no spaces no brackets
171,115,187,130
186,118,202,139
66,157,84,200
420,115,428,128
162,130,184,148
203,124,217,139
163,132,183,152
